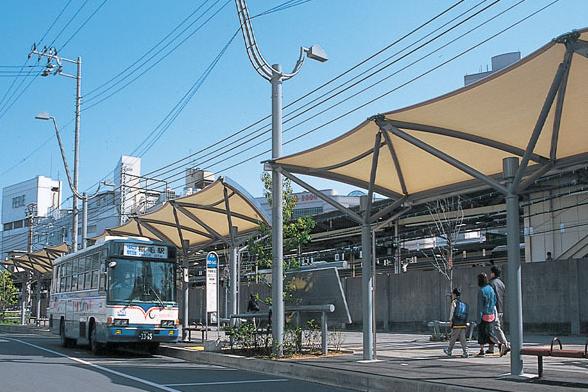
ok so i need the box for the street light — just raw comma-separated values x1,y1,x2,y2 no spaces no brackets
35,113,99,250
30,45,82,252
235,0,328,357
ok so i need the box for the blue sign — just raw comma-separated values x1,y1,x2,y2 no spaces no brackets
206,251,218,269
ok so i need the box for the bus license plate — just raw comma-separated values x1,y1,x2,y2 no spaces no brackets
139,331,153,341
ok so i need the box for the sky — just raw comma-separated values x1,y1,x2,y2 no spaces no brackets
0,0,587,222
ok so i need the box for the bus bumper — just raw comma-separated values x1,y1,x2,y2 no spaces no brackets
107,326,179,342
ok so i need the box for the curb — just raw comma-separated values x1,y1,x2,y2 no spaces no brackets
0,325,53,336
159,345,481,392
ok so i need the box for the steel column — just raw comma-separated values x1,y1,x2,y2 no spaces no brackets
181,240,190,341
360,196,374,360
504,157,523,376
71,57,81,252
81,194,88,249
229,227,239,326
271,64,284,356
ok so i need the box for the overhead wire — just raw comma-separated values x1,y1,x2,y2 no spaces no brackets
141,0,471,180
82,0,231,110
145,0,557,197
141,0,503,187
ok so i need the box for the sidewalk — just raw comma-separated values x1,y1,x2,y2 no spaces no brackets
161,331,588,392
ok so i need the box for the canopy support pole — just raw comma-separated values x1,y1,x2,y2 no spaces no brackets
360,195,374,360
385,126,509,195
224,187,239,326
504,157,524,376
279,169,363,224
380,127,408,195
173,203,229,244
550,49,574,160
511,56,570,190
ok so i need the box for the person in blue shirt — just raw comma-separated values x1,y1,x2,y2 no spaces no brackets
477,272,498,356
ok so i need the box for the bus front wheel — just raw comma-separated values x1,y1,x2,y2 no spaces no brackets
89,323,104,355
60,320,73,348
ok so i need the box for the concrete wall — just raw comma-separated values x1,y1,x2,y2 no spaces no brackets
185,258,588,335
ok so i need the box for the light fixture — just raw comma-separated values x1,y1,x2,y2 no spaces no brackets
305,44,328,62
35,112,52,121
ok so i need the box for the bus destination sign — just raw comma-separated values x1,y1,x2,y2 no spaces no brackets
123,244,168,259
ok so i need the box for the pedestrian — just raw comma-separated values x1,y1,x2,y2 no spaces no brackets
476,272,498,356
546,251,553,262
488,266,511,356
247,294,260,312
443,288,469,358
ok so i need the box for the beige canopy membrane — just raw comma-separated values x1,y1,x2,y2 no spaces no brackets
3,243,69,274
100,177,270,249
271,29,588,214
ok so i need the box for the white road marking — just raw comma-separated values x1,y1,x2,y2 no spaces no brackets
0,339,8,343
9,338,181,392
165,379,289,387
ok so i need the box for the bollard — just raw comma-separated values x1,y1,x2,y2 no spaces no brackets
321,311,328,355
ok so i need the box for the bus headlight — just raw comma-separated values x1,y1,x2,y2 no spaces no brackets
160,320,175,328
112,318,129,327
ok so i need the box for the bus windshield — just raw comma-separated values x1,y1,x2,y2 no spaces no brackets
108,258,176,304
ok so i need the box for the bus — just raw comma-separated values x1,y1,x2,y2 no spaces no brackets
48,236,180,354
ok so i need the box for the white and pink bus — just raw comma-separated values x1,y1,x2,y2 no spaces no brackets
48,236,179,354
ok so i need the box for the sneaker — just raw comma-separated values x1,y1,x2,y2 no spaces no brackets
477,350,485,357
462,352,469,358
500,345,511,357
443,348,452,357
485,349,495,354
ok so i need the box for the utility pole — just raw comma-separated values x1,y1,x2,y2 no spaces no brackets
20,203,37,325
234,0,328,356
30,45,82,252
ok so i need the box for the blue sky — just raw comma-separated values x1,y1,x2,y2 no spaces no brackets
0,0,586,217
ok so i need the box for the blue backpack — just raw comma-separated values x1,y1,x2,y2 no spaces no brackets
452,299,469,326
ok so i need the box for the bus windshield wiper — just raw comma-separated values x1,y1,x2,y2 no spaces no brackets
149,287,165,308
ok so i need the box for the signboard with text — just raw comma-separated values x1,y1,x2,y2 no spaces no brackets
123,244,168,259
206,251,218,313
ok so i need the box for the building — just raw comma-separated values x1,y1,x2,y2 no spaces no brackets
256,189,363,220
185,168,215,194
1,176,62,257
464,52,521,86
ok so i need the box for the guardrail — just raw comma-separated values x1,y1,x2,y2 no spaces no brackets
231,304,336,354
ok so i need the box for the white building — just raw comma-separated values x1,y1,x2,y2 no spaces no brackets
256,189,362,219
1,176,62,257
464,52,521,86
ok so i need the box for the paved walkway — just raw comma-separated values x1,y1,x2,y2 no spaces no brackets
292,332,588,391
169,331,588,391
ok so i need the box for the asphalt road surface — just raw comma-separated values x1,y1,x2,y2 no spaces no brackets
0,333,353,392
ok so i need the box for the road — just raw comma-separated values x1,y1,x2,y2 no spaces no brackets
0,332,353,392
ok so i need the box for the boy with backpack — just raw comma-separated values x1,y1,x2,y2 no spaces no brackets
444,288,469,358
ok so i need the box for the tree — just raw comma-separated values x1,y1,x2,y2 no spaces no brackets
424,196,464,318
248,172,316,271
0,271,18,322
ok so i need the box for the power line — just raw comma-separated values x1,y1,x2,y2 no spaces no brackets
141,0,472,180
82,0,230,109
59,0,109,51
147,0,557,196
46,0,89,49
83,0,215,98
134,28,240,157
142,0,501,186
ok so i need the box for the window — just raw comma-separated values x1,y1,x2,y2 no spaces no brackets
292,206,323,219
12,195,25,208
87,225,97,234
3,222,12,231
13,220,24,229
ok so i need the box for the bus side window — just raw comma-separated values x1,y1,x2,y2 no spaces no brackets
90,253,100,289
98,261,107,292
